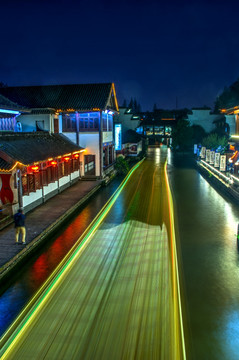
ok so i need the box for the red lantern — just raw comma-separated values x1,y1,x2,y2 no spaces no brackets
31,166,39,172
74,154,79,159
64,157,70,161
51,161,57,166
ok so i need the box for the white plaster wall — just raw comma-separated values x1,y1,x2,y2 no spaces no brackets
58,114,62,133
43,181,58,195
79,133,100,176
23,189,42,207
187,109,219,133
116,108,140,131
18,114,51,132
62,132,77,144
10,170,18,204
59,175,70,187
71,171,79,180
225,114,236,135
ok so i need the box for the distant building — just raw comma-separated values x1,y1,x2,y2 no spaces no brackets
187,108,223,133
0,83,119,179
114,107,142,132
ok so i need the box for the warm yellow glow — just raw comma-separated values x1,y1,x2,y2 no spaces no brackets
112,83,119,111
48,158,53,161
0,161,27,173
31,166,39,171
161,118,175,120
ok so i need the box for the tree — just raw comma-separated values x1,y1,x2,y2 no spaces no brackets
191,125,207,144
122,99,127,107
214,79,239,112
202,133,228,151
115,156,130,175
171,119,193,151
0,81,7,88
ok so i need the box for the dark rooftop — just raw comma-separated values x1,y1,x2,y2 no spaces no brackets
0,94,25,112
0,132,84,170
122,130,143,144
0,83,118,112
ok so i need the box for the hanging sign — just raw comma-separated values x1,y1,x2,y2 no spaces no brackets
200,147,206,158
115,124,122,151
210,151,215,165
220,155,226,172
206,149,210,162
214,153,220,168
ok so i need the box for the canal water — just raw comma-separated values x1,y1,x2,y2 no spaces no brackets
1,149,239,359
167,150,239,360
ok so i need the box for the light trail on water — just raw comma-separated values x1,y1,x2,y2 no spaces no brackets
0,150,186,360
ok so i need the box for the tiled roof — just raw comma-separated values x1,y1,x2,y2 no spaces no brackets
122,130,143,144
0,157,13,171
0,132,84,170
0,94,24,111
0,83,118,112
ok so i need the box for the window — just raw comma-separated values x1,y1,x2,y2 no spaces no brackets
108,116,113,131
62,113,76,132
78,113,99,131
103,114,107,131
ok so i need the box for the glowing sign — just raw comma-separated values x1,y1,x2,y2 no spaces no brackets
115,124,122,151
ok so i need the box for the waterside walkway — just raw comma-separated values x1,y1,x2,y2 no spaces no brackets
0,180,102,283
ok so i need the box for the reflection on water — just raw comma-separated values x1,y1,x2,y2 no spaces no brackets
1,149,239,359
169,151,239,360
0,178,123,337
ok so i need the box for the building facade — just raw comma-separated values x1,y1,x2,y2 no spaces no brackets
0,83,119,179
0,132,84,217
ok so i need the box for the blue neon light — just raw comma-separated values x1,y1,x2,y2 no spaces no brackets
115,124,122,151
0,109,20,115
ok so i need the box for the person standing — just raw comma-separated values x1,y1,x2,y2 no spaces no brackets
14,209,26,244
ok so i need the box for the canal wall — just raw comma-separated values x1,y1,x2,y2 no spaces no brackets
197,161,239,203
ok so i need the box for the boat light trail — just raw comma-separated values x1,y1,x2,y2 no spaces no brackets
164,159,187,360
0,158,145,359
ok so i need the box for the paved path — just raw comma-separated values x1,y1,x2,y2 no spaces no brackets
0,180,101,270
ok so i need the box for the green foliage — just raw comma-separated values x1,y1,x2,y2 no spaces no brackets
115,156,130,175
191,124,207,144
214,79,239,112
202,133,228,150
171,119,193,151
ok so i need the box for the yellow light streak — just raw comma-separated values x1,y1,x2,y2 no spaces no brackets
0,158,145,359
164,159,187,360
112,83,119,111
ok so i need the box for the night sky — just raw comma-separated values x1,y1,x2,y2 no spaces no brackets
1,0,239,111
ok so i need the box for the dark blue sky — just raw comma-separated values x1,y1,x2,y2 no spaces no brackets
1,0,239,111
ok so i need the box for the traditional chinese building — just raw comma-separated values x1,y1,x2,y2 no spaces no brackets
0,94,27,132
0,83,119,179
0,132,84,217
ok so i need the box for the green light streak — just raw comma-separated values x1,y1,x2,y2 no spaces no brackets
0,158,144,359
